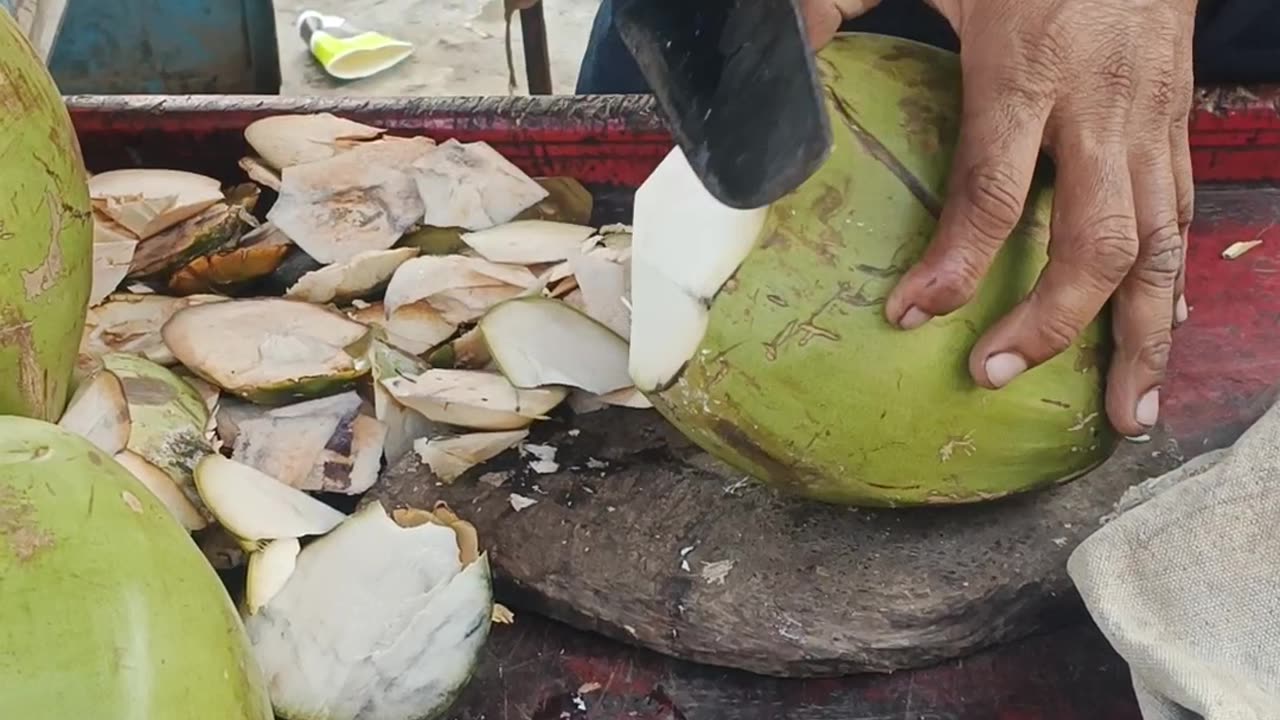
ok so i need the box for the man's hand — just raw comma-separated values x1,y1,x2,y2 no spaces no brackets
802,0,1196,437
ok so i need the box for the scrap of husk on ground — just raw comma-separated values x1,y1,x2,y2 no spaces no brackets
54,112,648,720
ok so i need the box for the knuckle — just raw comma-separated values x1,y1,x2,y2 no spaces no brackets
1135,332,1174,376
1097,46,1137,99
1139,222,1185,280
1033,312,1083,357
960,162,1027,242
1063,220,1139,285
924,255,985,308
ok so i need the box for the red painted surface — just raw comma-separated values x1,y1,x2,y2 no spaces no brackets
64,86,1280,719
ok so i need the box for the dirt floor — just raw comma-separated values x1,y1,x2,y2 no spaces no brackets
273,0,599,96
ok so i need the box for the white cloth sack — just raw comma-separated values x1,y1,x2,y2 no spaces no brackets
1068,402,1280,720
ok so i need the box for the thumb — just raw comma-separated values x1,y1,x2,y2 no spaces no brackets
798,0,882,50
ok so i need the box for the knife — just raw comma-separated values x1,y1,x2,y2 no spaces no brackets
612,0,833,210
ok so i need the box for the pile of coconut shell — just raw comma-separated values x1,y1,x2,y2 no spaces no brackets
79,113,641,545
59,112,649,718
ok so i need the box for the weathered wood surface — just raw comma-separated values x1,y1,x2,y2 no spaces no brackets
371,397,1265,677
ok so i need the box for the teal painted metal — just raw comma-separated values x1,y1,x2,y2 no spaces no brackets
45,0,280,94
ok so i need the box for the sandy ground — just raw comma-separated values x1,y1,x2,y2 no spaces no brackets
274,0,599,96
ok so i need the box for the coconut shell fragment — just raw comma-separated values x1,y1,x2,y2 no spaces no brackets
162,298,372,405
412,138,549,231
459,220,597,265
285,247,418,304
102,352,215,517
414,429,529,483
481,297,632,395
128,196,256,280
244,113,385,170
89,168,225,240
57,367,131,455
268,137,437,265
81,293,228,365
193,453,346,548
168,223,293,296
383,368,567,431
230,392,387,495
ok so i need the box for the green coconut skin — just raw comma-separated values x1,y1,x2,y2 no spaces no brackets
0,13,93,422
0,416,273,719
650,33,1118,507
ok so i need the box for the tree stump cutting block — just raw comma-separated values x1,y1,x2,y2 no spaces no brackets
368,399,1261,678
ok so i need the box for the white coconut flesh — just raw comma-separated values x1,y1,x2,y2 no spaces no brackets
567,248,631,339
480,297,632,395
628,146,768,392
268,138,437,265
57,369,131,456
231,392,388,495
414,429,529,483
285,247,419,304
89,169,225,240
82,293,229,365
382,369,567,431
114,450,210,531
162,299,371,397
244,113,385,170
243,502,492,720
412,138,550,230
383,255,538,316
459,220,597,265
245,537,301,615
194,454,346,545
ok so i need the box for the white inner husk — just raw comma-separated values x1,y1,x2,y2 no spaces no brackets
628,146,767,391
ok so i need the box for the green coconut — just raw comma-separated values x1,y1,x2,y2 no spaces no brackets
628,33,1117,507
0,416,272,719
0,13,94,422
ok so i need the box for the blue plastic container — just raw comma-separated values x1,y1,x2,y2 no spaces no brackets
41,0,281,94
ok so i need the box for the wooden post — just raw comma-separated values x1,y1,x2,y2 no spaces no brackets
519,2,553,95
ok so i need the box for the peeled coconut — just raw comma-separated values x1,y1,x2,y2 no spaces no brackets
243,501,492,720
162,298,372,404
628,33,1116,506
88,169,224,241
0,17,93,423
0,415,272,719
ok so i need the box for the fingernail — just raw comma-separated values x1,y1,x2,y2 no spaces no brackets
1174,296,1188,325
985,352,1028,388
1135,388,1160,428
898,306,933,330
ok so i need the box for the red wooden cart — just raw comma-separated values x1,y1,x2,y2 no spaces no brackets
66,87,1280,719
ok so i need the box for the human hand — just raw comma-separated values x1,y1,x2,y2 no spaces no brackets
862,0,1196,438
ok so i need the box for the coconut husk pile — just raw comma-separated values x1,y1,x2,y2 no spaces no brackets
60,112,650,720
77,112,642,555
